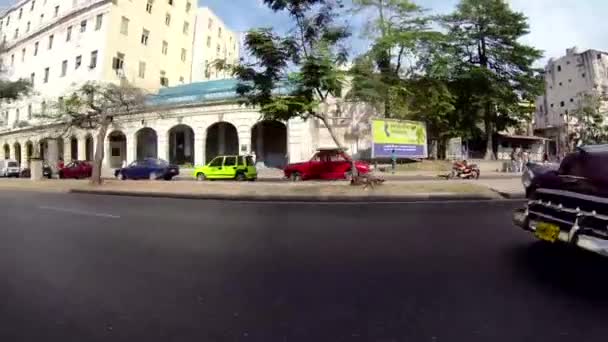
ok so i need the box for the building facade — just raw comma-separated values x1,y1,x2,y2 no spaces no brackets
190,6,239,82
0,78,375,173
0,0,236,131
534,47,608,155
0,1,371,173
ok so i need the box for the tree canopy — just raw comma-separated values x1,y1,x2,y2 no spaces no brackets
348,0,544,159
227,0,351,149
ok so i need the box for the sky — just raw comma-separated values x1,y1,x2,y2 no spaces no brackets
0,0,605,64
196,0,608,65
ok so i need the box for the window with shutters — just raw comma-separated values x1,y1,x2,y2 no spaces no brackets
120,17,129,35
138,61,146,78
141,29,149,45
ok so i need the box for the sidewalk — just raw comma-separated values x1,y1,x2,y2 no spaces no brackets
0,178,505,202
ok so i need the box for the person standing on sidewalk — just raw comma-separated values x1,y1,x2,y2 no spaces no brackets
391,149,397,174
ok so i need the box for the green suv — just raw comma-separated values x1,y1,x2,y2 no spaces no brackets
193,155,257,181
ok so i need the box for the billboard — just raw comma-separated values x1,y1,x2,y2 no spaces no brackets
446,137,463,160
372,119,428,158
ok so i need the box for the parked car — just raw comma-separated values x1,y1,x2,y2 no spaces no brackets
513,145,608,257
283,148,371,181
58,160,93,179
521,161,560,197
0,159,21,177
117,158,179,180
193,155,257,181
20,163,53,179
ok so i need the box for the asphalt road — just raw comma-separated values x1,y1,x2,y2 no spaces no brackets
1,192,607,342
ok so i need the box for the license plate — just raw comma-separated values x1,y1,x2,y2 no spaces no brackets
535,222,560,242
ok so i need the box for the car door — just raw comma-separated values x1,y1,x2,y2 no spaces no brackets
307,153,325,179
245,156,257,178
222,156,238,179
317,153,335,180
327,152,351,179
141,159,160,179
206,157,225,179
71,161,83,178
127,160,144,179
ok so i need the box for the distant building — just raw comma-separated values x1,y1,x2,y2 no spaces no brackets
534,47,608,156
0,1,246,169
191,7,239,82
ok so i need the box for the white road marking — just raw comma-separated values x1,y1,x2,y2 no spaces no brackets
38,206,121,219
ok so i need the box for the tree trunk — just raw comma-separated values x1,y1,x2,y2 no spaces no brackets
483,106,495,160
90,120,109,185
321,115,358,177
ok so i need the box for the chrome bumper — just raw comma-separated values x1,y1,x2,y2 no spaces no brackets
513,207,608,257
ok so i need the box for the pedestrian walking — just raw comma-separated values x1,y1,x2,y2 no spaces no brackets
510,148,517,173
391,149,397,174
517,147,524,172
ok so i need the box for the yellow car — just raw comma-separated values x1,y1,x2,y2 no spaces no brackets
193,155,257,181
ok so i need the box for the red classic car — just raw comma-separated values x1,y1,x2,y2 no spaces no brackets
58,160,93,179
283,148,371,181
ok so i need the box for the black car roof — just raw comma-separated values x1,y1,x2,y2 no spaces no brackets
578,145,608,154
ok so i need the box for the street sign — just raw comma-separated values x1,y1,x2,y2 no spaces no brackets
447,137,463,160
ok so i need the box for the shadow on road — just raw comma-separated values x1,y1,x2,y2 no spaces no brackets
509,241,608,303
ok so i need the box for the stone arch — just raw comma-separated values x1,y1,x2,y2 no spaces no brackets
168,124,195,165
205,122,239,163
136,127,158,160
25,141,34,164
85,134,94,161
108,130,127,168
13,142,21,165
69,136,78,161
251,120,288,168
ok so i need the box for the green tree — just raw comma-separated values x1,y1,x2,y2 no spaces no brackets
39,82,146,184
349,0,444,118
0,44,32,125
442,0,543,159
571,92,608,146
227,0,351,151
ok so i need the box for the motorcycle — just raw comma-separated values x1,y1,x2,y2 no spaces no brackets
447,160,480,180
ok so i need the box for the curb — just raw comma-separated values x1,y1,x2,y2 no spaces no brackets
495,191,526,200
69,189,503,203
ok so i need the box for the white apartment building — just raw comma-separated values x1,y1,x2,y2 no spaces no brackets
0,0,197,128
0,1,372,173
534,47,608,155
191,6,239,82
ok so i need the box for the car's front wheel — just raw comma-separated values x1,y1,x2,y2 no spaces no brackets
290,172,302,182
196,173,206,181
235,173,246,181
120,172,128,181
